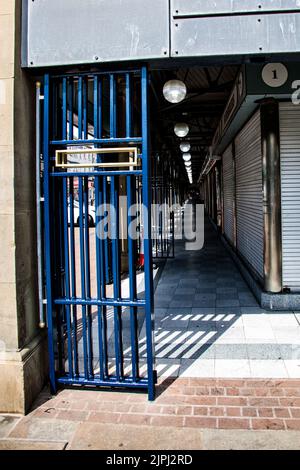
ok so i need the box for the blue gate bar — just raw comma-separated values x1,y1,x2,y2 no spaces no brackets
95,176,106,381
83,78,88,140
69,177,79,376
62,77,67,141
78,178,89,379
93,76,99,139
103,177,110,285
84,177,94,377
62,177,74,378
127,175,139,381
110,74,117,138
54,298,146,307
141,66,155,401
50,137,142,146
51,170,143,178
125,73,132,138
78,77,83,140
68,78,73,140
57,377,148,389
110,176,123,381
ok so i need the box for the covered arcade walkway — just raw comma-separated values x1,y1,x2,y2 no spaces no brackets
153,216,300,380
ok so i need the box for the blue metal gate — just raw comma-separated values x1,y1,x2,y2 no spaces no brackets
43,67,156,400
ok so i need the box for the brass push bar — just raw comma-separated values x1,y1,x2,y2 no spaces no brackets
55,147,140,168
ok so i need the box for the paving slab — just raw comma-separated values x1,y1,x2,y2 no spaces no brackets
67,423,204,450
202,429,300,450
0,415,21,438
0,439,67,450
8,418,79,442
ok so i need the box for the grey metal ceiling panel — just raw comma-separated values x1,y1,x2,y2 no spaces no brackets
171,13,300,57
171,0,300,16
22,0,170,67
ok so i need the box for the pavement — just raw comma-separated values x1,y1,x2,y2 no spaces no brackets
1,216,300,450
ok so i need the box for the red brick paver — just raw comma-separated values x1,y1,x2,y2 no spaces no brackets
25,377,300,432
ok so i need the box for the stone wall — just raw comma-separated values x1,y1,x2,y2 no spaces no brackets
0,0,48,414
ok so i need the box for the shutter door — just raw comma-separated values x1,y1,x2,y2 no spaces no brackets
279,102,300,291
222,144,235,245
235,110,264,279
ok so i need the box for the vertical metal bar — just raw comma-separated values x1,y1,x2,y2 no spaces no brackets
69,177,79,376
93,75,107,380
63,178,74,378
78,77,83,140
62,77,67,140
94,76,99,139
100,177,109,377
36,82,45,329
57,177,65,375
95,174,105,381
110,74,117,138
79,178,89,379
110,176,123,381
103,179,110,284
98,78,102,139
68,78,73,140
84,177,94,377
127,175,139,381
83,78,88,139
125,73,131,138
43,74,56,393
141,67,155,400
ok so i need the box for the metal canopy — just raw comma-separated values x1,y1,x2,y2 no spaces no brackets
22,0,169,67
22,0,300,68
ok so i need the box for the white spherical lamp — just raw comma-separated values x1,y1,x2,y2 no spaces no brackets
180,142,191,153
163,80,187,104
183,153,191,162
174,123,189,138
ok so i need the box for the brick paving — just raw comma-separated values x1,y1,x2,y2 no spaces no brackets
2,216,300,448
10,377,300,433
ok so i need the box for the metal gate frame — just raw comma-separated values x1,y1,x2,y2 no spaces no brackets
43,66,156,400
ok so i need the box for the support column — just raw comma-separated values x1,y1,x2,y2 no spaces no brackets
0,1,48,413
261,98,282,293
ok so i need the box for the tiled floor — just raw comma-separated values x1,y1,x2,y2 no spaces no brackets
151,217,300,380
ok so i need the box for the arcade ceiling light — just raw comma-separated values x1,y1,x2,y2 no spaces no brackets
174,122,189,138
163,80,187,104
180,142,191,153
183,153,191,162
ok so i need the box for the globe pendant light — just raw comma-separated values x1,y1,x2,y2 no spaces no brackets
185,161,192,167
174,123,189,138
183,153,191,162
180,142,191,153
163,80,187,104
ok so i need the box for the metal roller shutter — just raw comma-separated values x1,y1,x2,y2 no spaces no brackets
235,110,264,279
222,144,235,245
279,102,300,291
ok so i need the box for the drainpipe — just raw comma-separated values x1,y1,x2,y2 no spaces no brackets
260,98,282,293
36,82,46,328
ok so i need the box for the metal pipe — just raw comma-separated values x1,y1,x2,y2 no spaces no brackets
36,82,46,329
261,98,282,293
